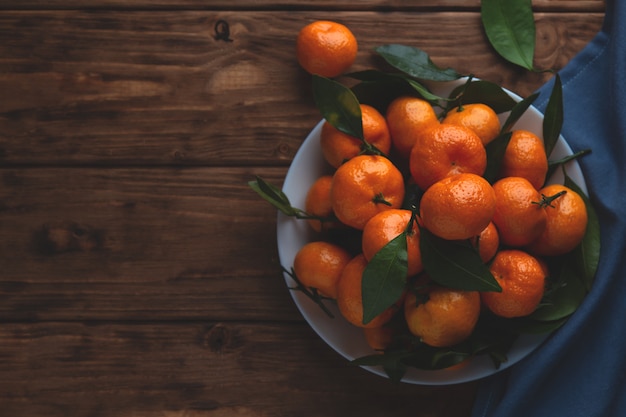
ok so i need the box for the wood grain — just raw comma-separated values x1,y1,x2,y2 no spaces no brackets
0,321,479,417
0,0,606,12
0,11,603,166
0,3,606,416
0,166,308,321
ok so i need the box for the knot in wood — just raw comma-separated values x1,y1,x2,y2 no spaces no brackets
214,19,233,42
204,323,231,353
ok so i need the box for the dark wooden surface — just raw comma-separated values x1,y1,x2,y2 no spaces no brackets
0,2,604,416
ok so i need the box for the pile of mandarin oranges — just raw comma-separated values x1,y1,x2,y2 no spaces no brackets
292,21,589,357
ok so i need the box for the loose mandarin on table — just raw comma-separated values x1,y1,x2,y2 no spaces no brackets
296,20,358,78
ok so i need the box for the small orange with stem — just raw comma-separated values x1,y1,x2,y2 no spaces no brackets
527,184,588,256
491,176,547,247
331,154,405,230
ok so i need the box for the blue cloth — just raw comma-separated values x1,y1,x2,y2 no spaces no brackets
472,1,626,416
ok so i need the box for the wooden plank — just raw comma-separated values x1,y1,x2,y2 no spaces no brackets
0,166,310,321
0,321,478,417
0,0,606,12
0,11,603,165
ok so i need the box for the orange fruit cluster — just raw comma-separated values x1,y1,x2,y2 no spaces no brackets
290,21,589,357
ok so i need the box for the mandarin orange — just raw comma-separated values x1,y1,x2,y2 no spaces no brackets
419,173,496,241
296,20,358,78
331,154,405,230
481,249,546,318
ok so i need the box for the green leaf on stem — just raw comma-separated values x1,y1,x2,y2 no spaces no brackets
543,74,564,158
312,74,363,140
546,149,591,184
565,173,601,291
481,0,536,70
348,70,444,104
362,232,408,325
282,266,335,319
447,80,517,114
484,131,512,184
529,258,587,322
500,92,539,133
375,44,462,81
420,228,502,292
248,176,298,217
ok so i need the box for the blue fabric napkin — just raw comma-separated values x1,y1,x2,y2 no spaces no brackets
472,1,626,416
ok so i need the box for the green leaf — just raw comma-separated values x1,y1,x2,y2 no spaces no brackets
546,149,591,182
565,173,601,291
500,92,539,133
419,228,502,292
543,74,564,158
348,70,444,104
483,131,512,183
375,44,463,81
282,267,336,319
312,74,363,140
248,176,298,216
529,259,586,321
362,233,408,325
351,350,411,383
481,0,536,70
447,80,517,114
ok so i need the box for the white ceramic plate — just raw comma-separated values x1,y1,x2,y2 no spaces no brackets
276,79,587,385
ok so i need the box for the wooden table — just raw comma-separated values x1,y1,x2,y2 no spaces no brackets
0,1,604,415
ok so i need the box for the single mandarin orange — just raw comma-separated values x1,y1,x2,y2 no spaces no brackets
442,103,501,145
491,176,547,247
472,221,500,263
331,154,405,230
404,284,481,347
320,104,392,168
527,184,588,256
419,173,496,241
293,241,352,299
361,209,423,277
481,249,546,318
499,130,549,190
363,325,395,351
296,20,358,78
385,96,439,158
336,254,398,328
304,175,343,232
409,123,487,191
